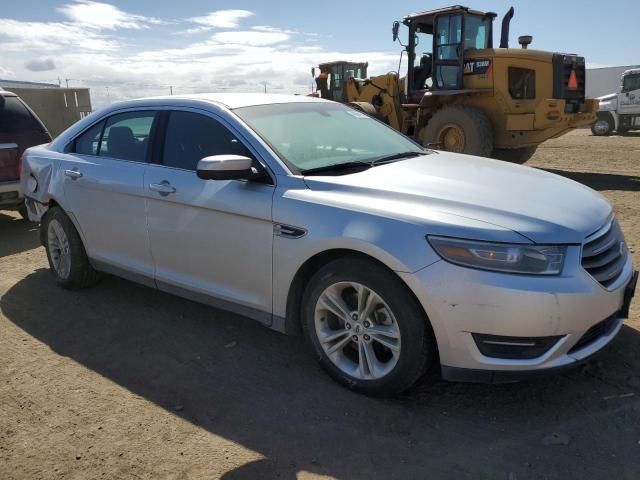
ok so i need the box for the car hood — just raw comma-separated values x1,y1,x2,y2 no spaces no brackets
302,152,612,244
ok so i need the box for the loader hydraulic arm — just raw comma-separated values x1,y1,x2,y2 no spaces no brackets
344,73,404,131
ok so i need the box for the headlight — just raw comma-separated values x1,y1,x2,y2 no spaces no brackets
427,236,566,275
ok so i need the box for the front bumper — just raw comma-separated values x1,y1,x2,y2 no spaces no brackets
399,246,636,383
0,180,23,208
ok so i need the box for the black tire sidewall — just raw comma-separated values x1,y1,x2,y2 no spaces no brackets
301,257,433,395
422,105,494,157
42,207,98,289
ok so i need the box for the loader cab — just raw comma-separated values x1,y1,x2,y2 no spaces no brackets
313,61,368,102
400,6,496,96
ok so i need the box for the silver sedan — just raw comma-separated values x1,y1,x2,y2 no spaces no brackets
21,93,637,395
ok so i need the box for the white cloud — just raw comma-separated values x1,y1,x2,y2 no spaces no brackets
0,65,15,77
211,31,290,46
0,18,117,51
189,9,253,29
252,25,297,34
57,0,163,30
24,58,57,72
0,4,399,108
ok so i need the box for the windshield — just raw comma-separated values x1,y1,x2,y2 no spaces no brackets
234,102,424,173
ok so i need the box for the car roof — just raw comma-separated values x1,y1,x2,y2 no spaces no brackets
132,92,329,110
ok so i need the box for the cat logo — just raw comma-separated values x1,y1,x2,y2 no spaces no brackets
464,59,491,75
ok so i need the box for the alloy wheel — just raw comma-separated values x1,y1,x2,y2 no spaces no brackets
47,219,71,279
314,282,401,380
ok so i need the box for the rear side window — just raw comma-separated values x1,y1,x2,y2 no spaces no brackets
509,67,536,100
74,121,104,155
99,111,156,162
162,111,253,171
0,96,42,133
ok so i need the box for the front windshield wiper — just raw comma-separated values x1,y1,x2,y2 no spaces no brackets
301,161,373,176
368,150,430,165
301,151,429,176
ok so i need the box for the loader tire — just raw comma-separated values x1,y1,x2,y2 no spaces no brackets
492,146,538,164
421,105,494,157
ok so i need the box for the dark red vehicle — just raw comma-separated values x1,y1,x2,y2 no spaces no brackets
0,89,51,218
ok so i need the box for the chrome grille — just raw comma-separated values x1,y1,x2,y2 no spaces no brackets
581,219,626,288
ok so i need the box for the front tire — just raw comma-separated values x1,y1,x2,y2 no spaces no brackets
421,105,494,157
591,113,614,136
301,257,436,396
43,207,100,289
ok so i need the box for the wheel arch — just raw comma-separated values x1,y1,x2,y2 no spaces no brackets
596,110,617,131
40,199,90,255
283,248,436,350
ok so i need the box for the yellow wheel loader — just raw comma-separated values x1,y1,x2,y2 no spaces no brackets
313,5,597,163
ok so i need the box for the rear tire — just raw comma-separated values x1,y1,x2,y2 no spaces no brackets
301,256,436,396
421,105,494,157
42,207,101,290
492,146,538,164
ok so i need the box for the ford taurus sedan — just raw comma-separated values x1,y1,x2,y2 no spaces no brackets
21,93,637,395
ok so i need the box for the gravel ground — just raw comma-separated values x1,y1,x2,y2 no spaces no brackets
1,129,639,480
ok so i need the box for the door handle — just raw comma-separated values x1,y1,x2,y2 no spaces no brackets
149,181,176,196
64,169,83,180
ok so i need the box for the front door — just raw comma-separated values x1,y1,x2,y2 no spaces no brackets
432,13,464,90
144,109,275,323
618,72,640,116
62,110,158,281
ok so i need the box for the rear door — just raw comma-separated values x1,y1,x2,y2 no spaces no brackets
144,109,275,322
618,72,640,116
62,110,158,282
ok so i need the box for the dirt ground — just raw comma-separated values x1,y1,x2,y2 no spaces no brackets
1,129,639,480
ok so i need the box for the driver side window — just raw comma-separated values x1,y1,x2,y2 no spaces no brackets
162,111,253,171
413,31,434,90
622,74,640,93
435,14,462,60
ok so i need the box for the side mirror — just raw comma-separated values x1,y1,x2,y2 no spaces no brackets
392,21,400,42
197,155,262,181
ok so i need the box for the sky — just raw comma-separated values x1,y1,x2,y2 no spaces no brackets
1,0,639,107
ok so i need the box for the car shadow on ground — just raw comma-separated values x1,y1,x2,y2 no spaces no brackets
540,169,640,192
0,211,41,258
2,270,640,479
